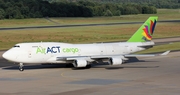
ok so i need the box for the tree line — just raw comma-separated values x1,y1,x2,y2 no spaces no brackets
0,0,157,19
64,0,180,9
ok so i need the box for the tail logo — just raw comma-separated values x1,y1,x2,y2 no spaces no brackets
142,19,157,41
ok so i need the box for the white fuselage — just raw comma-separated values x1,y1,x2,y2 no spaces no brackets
3,41,154,64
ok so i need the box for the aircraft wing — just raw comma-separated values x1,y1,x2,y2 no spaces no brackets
46,50,170,68
90,50,170,59
54,50,170,61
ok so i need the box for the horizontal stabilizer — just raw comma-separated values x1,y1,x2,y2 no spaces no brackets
159,50,170,56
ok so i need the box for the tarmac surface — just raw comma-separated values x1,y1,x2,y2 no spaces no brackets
0,37,180,95
0,51,180,95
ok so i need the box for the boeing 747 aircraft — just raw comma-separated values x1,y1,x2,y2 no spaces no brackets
2,16,170,71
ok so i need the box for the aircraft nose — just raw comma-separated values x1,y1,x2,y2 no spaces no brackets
2,52,9,60
2,51,15,61
2,50,23,63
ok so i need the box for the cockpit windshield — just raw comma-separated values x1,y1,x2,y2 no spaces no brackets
13,45,20,48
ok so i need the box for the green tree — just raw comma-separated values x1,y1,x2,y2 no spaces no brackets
93,6,104,16
114,10,121,16
123,6,139,15
149,6,157,14
5,7,14,19
21,6,30,18
0,8,5,19
0,0,6,9
14,9,24,19
142,6,157,14
104,9,113,16
78,0,96,6
142,6,149,14
0,0,159,19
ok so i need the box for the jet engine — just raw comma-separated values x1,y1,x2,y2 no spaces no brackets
108,57,123,65
73,59,88,67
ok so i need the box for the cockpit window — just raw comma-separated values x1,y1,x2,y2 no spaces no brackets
13,45,20,48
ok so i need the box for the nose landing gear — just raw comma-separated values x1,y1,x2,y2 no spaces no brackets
19,63,24,71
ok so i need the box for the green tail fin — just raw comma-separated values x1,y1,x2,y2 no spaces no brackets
127,16,158,42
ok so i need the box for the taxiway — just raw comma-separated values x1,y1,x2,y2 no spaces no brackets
0,50,180,95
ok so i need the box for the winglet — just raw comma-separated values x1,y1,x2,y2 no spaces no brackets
160,50,170,56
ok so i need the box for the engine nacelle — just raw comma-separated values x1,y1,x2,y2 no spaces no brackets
73,59,88,67
109,57,123,65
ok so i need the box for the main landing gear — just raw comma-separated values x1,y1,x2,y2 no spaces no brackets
19,63,24,71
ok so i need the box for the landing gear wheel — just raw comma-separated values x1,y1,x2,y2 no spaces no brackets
19,63,24,71
19,67,24,71
86,64,91,69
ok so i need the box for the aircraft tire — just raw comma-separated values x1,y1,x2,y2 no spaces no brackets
19,67,24,71
85,64,91,69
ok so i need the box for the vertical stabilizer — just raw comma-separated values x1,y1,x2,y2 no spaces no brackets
127,17,158,42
